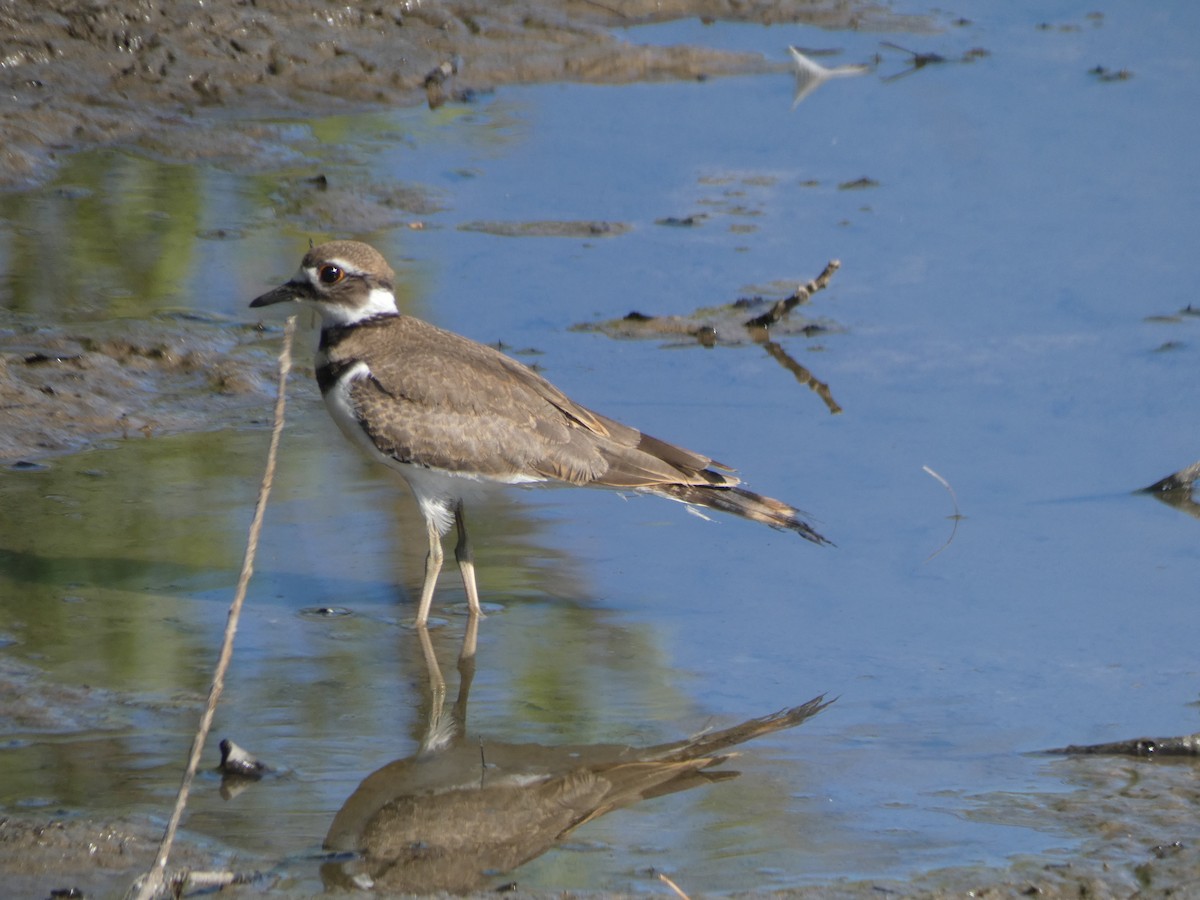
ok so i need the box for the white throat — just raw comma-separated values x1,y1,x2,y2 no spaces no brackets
314,284,399,327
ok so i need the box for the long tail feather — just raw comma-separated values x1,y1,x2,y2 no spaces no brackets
652,482,832,545
652,694,834,761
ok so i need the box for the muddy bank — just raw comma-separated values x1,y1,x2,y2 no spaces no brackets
0,814,228,900
0,315,283,463
0,0,919,190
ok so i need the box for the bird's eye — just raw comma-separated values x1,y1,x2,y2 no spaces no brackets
318,264,344,285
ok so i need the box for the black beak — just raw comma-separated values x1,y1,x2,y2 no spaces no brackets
250,280,309,308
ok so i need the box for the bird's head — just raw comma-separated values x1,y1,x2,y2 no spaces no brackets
250,240,399,327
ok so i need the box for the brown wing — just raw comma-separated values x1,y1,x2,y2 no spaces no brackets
332,316,738,488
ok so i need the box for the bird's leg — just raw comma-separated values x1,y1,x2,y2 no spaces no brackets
454,500,483,619
457,610,479,679
415,516,444,626
415,622,448,753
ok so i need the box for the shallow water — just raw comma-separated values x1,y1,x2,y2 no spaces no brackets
2,0,1199,894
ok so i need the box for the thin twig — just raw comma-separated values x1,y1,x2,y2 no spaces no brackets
174,869,264,890
575,0,628,18
743,259,840,328
658,872,691,900
127,315,296,900
922,465,962,561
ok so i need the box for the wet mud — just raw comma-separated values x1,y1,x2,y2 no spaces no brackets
0,315,281,462
0,814,227,900
0,0,917,190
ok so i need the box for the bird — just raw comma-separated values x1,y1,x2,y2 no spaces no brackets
788,46,869,107
249,240,829,626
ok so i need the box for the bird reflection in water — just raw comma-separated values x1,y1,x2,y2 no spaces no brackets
321,622,831,893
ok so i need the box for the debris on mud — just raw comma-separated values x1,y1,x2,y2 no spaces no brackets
1047,732,1200,757
573,260,843,412
575,259,841,345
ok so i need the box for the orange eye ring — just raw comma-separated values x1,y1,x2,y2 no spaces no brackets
318,264,345,285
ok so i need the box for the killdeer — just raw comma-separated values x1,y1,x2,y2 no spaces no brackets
250,241,829,626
